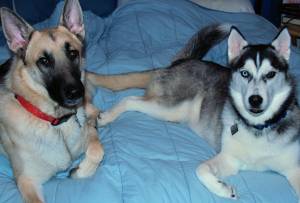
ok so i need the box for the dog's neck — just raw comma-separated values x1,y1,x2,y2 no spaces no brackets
7,58,74,118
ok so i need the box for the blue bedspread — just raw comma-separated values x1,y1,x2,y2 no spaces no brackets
1,0,300,202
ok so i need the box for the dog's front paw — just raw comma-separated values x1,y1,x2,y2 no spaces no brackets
196,164,238,200
215,180,237,199
200,178,237,199
70,167,88,179
71,142,104,179
97,111,115,126
70,162,99,179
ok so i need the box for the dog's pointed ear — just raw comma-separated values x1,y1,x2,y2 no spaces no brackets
228,27,248,62
60,0,85,39
271,27,291,61
0,7,34,53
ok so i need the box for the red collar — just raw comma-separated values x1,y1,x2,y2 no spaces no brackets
15,94,74,126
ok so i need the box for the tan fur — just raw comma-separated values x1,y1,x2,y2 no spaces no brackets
17,176,44,203
26,27,82,64
86,71,154,91
0,3,104,203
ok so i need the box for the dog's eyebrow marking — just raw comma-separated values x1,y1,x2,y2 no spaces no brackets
43,51,51,58
43,51,55,66
64,42,71,58
64,42,71,52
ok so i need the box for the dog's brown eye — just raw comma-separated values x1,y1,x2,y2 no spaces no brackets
265,71,276,79
37,57,50,67
68,50,79,61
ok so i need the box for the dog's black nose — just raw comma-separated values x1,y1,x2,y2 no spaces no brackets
64,85,84,100
249,95,263,108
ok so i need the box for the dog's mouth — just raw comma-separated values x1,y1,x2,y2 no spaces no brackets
249,108,264,115
63,98,83,108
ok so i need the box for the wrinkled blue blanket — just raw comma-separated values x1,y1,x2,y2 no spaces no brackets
1,0,300,202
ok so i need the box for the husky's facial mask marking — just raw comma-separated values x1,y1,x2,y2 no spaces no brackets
1,0,85,108
228,27,292,125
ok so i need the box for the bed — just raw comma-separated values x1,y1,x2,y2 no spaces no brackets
1,0,300,202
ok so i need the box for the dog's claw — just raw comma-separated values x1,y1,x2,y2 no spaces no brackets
230,186,238,200
215,180,238,200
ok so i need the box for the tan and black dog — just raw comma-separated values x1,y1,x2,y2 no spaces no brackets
0,0,104,202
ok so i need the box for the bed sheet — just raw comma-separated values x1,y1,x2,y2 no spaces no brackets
1,0,300,202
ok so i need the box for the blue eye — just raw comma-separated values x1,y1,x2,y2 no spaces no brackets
240,70,250,78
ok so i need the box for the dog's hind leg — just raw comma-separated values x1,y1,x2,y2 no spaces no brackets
8,147,45,202
97,95,196,126
196,153,240,199
17,175,44,203
71,103,104,179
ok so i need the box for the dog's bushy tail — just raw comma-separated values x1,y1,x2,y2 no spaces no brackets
87,24,231,91
173,23,231,61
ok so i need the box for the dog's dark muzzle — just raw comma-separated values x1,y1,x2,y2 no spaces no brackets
248,95,264,115
63,82,84,107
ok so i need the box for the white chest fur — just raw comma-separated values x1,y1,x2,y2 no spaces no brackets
55,107,87,158
1,105,87,173
221,104,300,173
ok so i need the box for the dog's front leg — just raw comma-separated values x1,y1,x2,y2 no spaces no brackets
196,153,240,199
17,175,44,203
71,103,104,178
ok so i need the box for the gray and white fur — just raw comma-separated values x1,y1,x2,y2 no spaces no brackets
94,24,232,151
88,24,300,201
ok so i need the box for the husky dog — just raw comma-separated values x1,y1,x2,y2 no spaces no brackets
87,24,300,201
0,0,104,202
